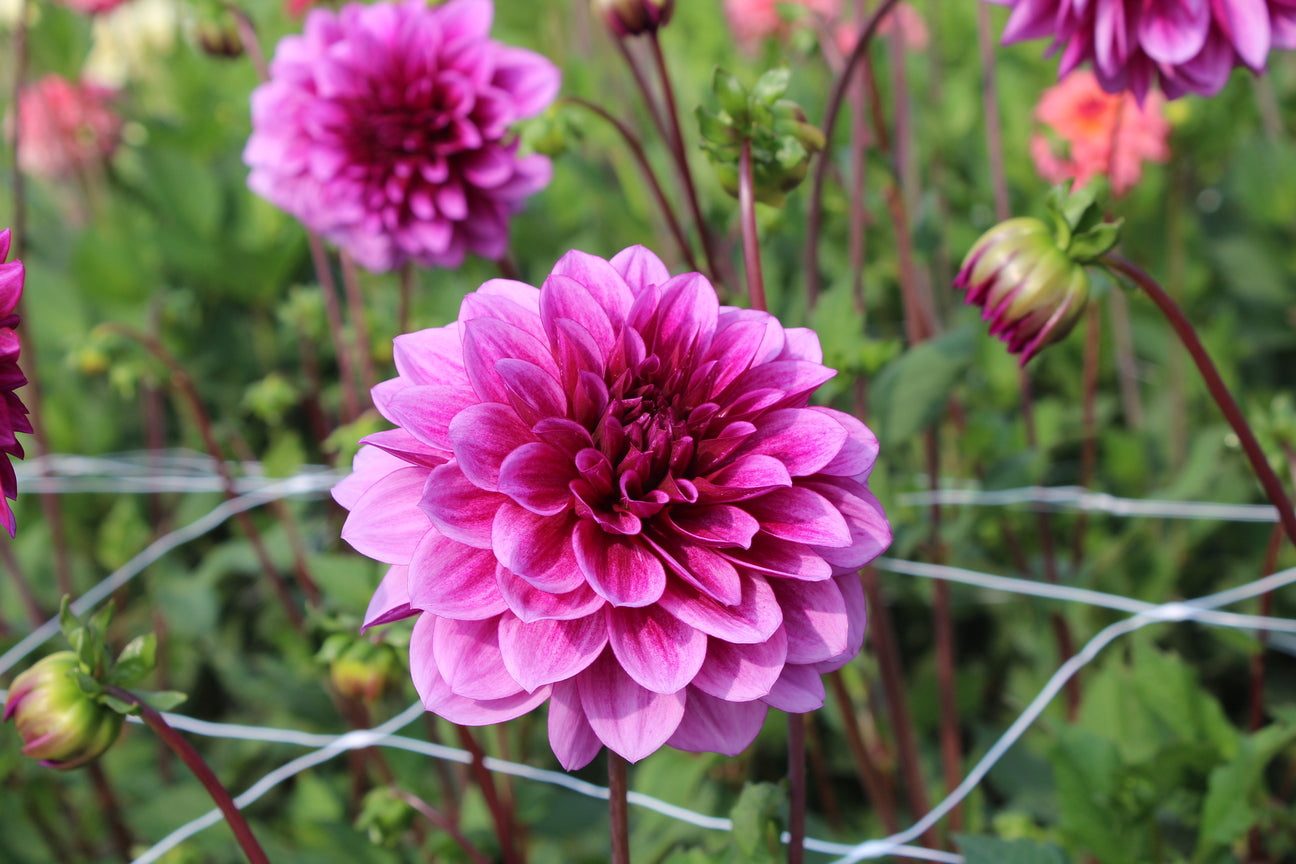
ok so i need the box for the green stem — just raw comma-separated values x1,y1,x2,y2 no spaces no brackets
737,141,767,313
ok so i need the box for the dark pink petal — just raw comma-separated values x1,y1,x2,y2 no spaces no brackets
720,535,833,581
497,442,574,515
770,579,850,664
386,384,481,453
746,486,852,548
760,664,826,712
448,402,536,491
341,466,433,564
433,615,522,700
497,565,606,622
492,503,585,593
1137,0,1211,64
548,679,603,770
577,650,686,763
550,250,636,326
644,532,742,605
461,316,558,405
658,571,782,644
696,454,792,503
360,428,448,469
779,327,823,363
706,310,785,393
363,565,416,630
814,574,867,672
667,688,767,756
410,616,551,725
574,521,666,607
407,531,507,620
721,361,836,408
649,273,719,363
809,407,879,478
691,627,788,701
609,245,671,294
730,408,848,477
490,45,561,118
499,612,608,691
607,604,707,694
802,479,892,571
1215,0,1271,67
552,318,607,391
533,417,595,457
665,505,761,549
540,274,616,350
495,358,566,424
420,461,506,549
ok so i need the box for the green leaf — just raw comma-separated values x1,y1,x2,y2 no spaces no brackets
137,690,189,713
57,596,78,643
870,326,977,445
1068,218,1123,263
729,782,783,862
1197,723,1296,851
99,694,140,716
956,835,1073,864
109,634,157,688
712,68,749,124
750,68,791,106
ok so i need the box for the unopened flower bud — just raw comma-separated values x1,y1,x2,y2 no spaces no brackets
4,652,123,770
591,0,674,37
954,217,1090,365
325,638,399,703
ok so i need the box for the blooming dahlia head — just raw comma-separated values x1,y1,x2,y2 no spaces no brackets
0,230,29,537
336,247,890,769
243,0,560,273
995,0,1296,100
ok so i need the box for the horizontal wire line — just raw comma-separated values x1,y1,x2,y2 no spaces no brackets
898,484,1278,522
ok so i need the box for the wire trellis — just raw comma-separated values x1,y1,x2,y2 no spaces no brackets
4,452,1294,863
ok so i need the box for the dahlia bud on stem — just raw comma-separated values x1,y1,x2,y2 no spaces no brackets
591,0,674,37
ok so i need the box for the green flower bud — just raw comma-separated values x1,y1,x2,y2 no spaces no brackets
4,652,123,770
324,637,399,704
591,0,673,37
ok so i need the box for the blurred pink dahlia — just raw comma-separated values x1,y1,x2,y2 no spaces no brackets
995,0,1296,99
336,247,890,768
243,0,560,273
11,76,121,180
0,230,30,537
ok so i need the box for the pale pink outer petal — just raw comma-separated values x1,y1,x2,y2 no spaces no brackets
657,572,783,644
448,402,536,490
809,406,880,479
421,462,508,549
667,688,768,756
607,605,707,694
498,612,608,691
410,616,551,724
690,628,788,701
407,531,508,620
814,574,868,673
730,408,849,477
760,663,827,712
363,565,416,630
610,245,671,293
333,446,411,510
497,566,607,622
576,650,686,763
771,578,850,664
433,615,525,699
548,679,603,770
341,466,434,564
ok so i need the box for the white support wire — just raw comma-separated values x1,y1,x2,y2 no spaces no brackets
13,451,340,494
898,484,1279,523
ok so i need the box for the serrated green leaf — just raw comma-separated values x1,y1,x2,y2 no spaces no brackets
1198,723,1296,851
956,834,1073,864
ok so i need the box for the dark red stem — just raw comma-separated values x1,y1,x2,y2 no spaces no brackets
787,712,807,864
609,752,631,864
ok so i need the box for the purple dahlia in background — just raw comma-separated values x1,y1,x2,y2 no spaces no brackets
335,246,890,769
0,230,29,538
243,0,560,273
994,0,1296,100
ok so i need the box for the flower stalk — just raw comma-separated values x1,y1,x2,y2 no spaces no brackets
737,140,767,313
609,752,631,864
787,713,806,864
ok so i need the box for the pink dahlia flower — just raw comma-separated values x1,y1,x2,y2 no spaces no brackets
243,0,560,273
1031,70,1169,195
336,247,890,768
725,0,841,51
0,229,29,537
995,0,1296,100
11,76,121,180
53,0,131,14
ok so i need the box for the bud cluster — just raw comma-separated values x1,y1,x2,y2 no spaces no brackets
316,622,405,704
697,68,825,207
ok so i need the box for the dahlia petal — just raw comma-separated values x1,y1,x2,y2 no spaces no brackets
333,446,414,510
814,574,868,672
363,565,417,630
707,310,786,392
779,328,824,364
607,605,707,694
411,618,551,725
493,503,586,592
667,688,768,756
497,442,575,515
1001,0,1063,42
448,402,536,491
388,384,479,452
477,277,542,313
499,613,609,691
549,250,636,326
760,663,827,712
577,650,686,763
460,289,548,342
644,533,742,605
462,316,559,405
610,245,671,293
666,505,761,549
803,479,892,571
0,262,23,313
419,462,508,549
540,274,617,348
437,0,494,46
0,229,10,263
408,531,508,620
490,46,562,118
433,615,523,699
497,565,607,622
721,361,836,408
809,407,880,479
691,628,788,701
658,572,783,644
698,454,793,502
548,679,603,770
341,466,433,564
392,324,468,387
721,534,833,581
650,273,720,363
771,579,851,664
574,521,666,607
747,485,853,547
360,428,448,468
1137,0,1211,64
732,408,849,477
495,358,566,424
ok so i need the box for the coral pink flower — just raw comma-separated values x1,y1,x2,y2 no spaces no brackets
336,247,890,769
725,0,840,51
995,0,1296,100
0,230,30,537
1031,70,1169,195
52,0,130,14
835,2,929,54
244,0,560,273
11,76,121,180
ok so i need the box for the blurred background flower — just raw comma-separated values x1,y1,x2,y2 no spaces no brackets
725,0,840,51
8,75,121,181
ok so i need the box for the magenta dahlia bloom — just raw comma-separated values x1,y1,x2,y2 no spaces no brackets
0,230,29,537
996,0,1296,100
335,247,890,769
243,0,560,273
